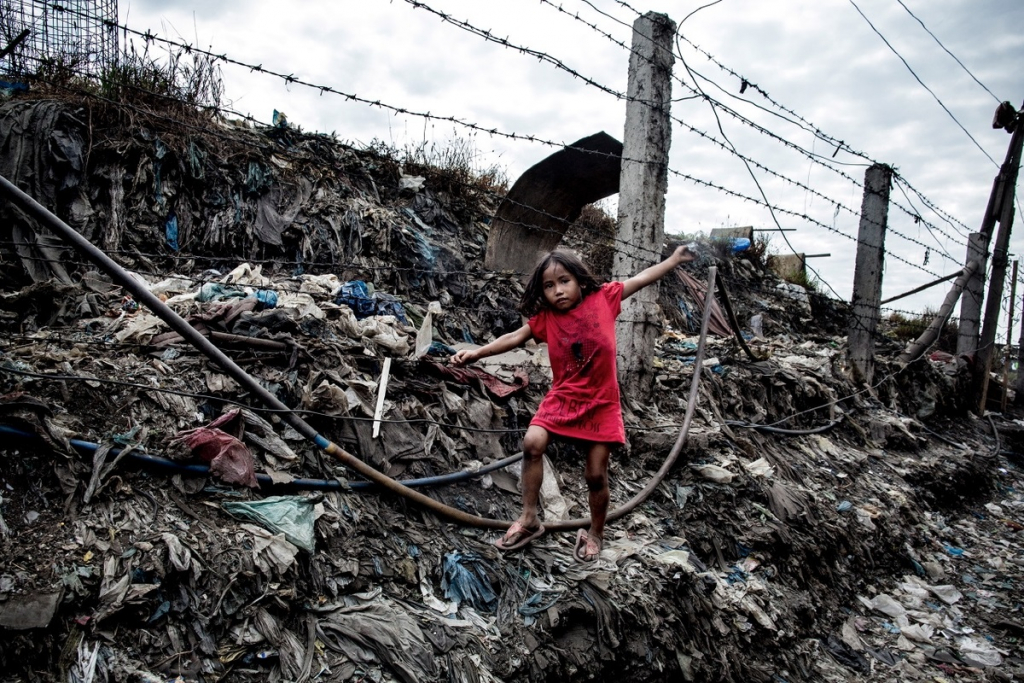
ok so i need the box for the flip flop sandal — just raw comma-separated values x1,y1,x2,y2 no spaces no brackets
574,530,602,563
573,529,589,562
495,521,545,551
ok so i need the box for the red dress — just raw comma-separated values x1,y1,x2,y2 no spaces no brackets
528,282,626,444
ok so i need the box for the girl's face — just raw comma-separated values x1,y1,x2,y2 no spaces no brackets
541,262,582,311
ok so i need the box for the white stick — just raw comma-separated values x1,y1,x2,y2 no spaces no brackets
372,357,392,439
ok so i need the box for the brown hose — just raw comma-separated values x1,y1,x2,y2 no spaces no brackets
0,173,713,534
318,266,715,533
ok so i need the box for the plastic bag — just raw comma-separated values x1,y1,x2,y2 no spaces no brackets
222,495,321,552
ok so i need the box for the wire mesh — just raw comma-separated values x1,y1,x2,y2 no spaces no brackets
1,0,118,79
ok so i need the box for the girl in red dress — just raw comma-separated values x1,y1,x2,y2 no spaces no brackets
451,245,693,561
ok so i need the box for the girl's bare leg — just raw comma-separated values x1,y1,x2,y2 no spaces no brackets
515,425,550,530
584,442,612,542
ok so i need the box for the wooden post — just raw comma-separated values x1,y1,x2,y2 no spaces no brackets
975,120,1024,414
1000,260,1018,412
613,11,675,401
957,233,988,356
848,164,892,384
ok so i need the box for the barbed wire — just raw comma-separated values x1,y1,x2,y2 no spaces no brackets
547,0,972,251
427,0,876,195
8,5,978,310
559,0,977,249
393,1,955,279
526,1,968,265
665,165,944,279
18,48,954,285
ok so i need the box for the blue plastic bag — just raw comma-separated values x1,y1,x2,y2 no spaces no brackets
441,552,498,613
730,237,751,253
334,280,409,324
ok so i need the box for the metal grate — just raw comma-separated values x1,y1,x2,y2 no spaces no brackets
1,0,118,79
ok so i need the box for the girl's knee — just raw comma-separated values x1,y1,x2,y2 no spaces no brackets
585,468,608,492
522,435,546,461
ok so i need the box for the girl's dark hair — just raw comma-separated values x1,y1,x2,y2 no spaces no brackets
519,249,602,317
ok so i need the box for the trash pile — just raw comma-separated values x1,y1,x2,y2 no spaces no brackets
1,97,1023,683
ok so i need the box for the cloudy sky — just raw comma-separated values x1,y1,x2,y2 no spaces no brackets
119,0,1024,326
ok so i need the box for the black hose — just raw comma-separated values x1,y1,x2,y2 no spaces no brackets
716,278,759,362
0,424,522,491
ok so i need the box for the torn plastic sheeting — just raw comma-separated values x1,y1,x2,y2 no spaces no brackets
164,213,178,251
518,591,562,618
317,602,437,683
252,177,312,245
822,634,871,674
957,635,1004,667
441,552,498,613
196,282,246,302
335,307,410,354
858,593,906,619
222,495,320,553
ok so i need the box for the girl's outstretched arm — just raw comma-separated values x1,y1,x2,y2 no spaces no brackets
622,245,694,299
450,323,533,366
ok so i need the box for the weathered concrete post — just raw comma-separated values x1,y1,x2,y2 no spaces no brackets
1015,275,1024,399
1000,259,1019,412
614,11,675,402
957,233,988,356
848,163,892,384
974,122,1023,413
960,102,1024,358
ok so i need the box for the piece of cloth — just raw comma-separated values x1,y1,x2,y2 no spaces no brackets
171,410,258,488
423,361,528,398
528,281,625,444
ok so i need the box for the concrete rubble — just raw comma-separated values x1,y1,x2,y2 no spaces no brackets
1,98,1023,682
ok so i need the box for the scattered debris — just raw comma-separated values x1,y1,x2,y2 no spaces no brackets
0,97,1022,683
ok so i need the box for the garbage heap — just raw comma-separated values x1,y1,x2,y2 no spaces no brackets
1,97,1023,683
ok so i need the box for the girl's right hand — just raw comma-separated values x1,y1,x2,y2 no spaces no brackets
450,349,478,367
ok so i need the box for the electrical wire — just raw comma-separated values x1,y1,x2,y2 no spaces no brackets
894,0,1001,104
847,0,998,167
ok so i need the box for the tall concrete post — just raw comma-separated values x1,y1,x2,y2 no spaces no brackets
848,164,892,384
957,233,987,356
1015,276,1024,399
614,11,675,402
960,103,1024,358
974,119,1024,413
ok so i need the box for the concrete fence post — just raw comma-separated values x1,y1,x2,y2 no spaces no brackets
957,232,987,356
613,11,675,402
848,163,892,384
